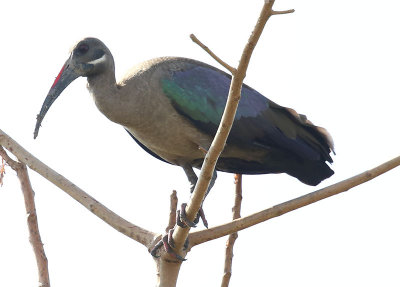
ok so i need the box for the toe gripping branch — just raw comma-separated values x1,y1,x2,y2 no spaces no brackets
150,229,189,261
150,203,208,261
177,203,208,229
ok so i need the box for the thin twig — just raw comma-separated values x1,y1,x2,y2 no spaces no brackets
189,155,400,246
0,146,50,287
0,129,156,247
272,9,295,15
0,157,5,186
221,174,242,287
171,0,291,258
190,34,236,74
166,190,178,233
232,174,242,220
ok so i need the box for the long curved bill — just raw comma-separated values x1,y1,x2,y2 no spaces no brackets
34,56,79,139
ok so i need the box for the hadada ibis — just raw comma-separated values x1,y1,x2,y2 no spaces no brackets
34,37,334,215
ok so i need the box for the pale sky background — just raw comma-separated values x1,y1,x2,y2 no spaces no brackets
1,1,400,286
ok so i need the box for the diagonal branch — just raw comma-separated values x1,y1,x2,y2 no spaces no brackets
189,155,400,246
0,146,51,287
190,34,236,74
0,129,156,248
171,0,293,256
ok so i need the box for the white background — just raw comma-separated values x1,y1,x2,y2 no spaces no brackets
1,1,399,286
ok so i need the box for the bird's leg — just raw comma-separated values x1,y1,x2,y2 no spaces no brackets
182,164,198,193
192,169,217,227
176,165,199,227
178,166,217,228
201,168,217,225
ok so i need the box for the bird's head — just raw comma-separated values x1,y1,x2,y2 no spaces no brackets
33,37,113,139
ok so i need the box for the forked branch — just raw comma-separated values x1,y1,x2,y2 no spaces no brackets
0,129,156,247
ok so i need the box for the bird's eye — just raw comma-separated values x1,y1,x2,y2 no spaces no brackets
77,44,89,54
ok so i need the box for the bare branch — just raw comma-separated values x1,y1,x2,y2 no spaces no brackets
0,146,19,169
189,155,400,246
1,157,6,186
0,129,156,247
190,34,236,74
166,190,178,233
221,174,242,287
0,146,50,287
171,0,286,258
232,174,243,220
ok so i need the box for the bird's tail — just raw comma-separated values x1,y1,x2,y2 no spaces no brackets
286,160,334,186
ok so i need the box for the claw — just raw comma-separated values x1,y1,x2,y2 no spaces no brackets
176,209,187,228
179,203,197,227
183,237,189,251
150,239,163,258
177,203,209,228
167,228,175,248
167,228,189,251
150,232,187,261
198,207,208,229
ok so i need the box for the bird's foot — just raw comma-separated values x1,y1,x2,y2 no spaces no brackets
177,203,208,229
150,203,207,260
150,229,188,261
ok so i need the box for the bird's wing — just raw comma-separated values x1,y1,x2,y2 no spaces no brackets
161,60,333,163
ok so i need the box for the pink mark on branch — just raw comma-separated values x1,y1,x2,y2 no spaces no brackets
51,64,66,88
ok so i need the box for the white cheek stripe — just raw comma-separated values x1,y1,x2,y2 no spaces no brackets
87,54,107,65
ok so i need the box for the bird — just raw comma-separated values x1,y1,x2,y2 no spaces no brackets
34,37,334,227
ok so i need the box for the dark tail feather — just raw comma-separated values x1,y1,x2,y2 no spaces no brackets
287,161,334,186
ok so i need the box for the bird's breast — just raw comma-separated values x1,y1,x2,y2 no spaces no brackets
125,113,212,165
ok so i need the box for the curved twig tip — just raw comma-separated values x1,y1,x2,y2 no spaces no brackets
272,9,295,15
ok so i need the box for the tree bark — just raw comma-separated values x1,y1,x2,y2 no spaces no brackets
0,147,50,287
221,174,242,287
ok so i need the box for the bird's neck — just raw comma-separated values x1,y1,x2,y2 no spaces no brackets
87,67,116,88
86,70,127,125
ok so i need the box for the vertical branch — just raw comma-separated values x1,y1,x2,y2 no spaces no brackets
232,175,243,220
166,190,178,233
19,164,51,287
0,147,50,287
221,174,243,287
0,157,5,186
